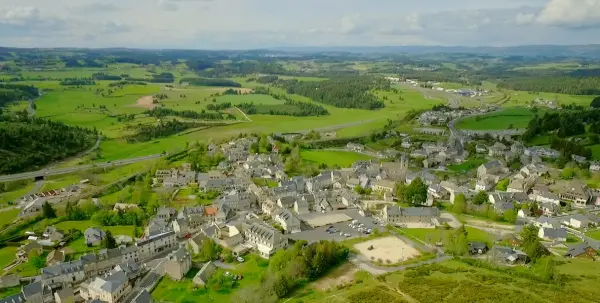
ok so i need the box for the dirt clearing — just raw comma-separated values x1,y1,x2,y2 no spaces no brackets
354,236,420,263
312,263,359,291
133,96,157,109
205,87,254,93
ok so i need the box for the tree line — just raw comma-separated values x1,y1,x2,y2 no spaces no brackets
206,102,232,111
233,240,349,303
127,119,216,142
277,77,386,110
59,78,96,86
0,113,97,174
498,77,600,95
144,107,235,120
0,83,39,108
179,77,242,87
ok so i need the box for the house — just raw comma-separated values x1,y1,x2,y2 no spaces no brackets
188,234,207,255
219,191,256,211
381,205,440,227
517,209,531,218
213,223,244,249
511,142,524,153
507,179,527,193
468,242,488,255
164,246,192,281
157,207,177,222
590,161,600,172
427,183,448,199
524,146,560,159
475,177,495,191
114,262,141,280
19,198,46,218
531,190,561,206
42,226,65,242
277,196,297,209
492,246,529,264
477,160,506,178
273,209,301,234
557,181,590,207
489,192,529,205
538,227,567,242
568,215,589,229
245,223,287,259
131,290,154,303
488,142,507,157
0,274,20,289
372,180,395,192
440,181,473,203
193,261,217,286
85,227,106,246
346,142,365,152
535,216,562,229
16,242,43,261
54,286,74,303
145,218,170,238
41,260,86,288
475,144,487,153
172,218,190,238
80,270,131,303
46,249,66,266
293,199,309,215
564,243,597,259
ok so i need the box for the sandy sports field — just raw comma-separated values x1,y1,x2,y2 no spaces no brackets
205,87,254,93
354,236,420,263
133,95,157,109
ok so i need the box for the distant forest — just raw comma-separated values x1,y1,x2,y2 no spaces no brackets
127,119,222,142
144,107,235,120
277,77,387,110
498,77,600,95
0,114,97,174
179,78,242,87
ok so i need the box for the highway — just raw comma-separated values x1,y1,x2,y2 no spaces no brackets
0,154,162,182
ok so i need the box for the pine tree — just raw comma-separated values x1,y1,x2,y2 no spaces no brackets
42,201,57,219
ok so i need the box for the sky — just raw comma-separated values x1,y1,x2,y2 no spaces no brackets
1,0,600,49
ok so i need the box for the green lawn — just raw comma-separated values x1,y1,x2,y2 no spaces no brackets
0,285,23,298
0,183,35,207
456,107,536,130
152,254,267,303
447,158,486,173
584,230,600,241
252,178,279,188
301,150,374,168
0,246,17,269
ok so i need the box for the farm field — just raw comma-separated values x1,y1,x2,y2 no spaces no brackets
503,90,594,107
456,107,535,130
151,254,267,303
0,246,17,270
301,150,374,167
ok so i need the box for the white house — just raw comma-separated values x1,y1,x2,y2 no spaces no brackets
245,223,287,259
538,227,567,242
567,215,589,229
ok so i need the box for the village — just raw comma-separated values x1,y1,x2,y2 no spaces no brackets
2,128,600,303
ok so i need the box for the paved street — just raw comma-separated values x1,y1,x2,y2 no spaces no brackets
0,154,162,182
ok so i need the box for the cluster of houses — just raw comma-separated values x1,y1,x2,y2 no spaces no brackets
19,186,82,219
407,136,468,168
418,108,491,126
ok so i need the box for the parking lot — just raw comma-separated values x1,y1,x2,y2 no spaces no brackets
287,209,386,244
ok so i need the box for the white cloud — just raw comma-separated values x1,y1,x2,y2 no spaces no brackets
70,3,120,13
1,6,40,25
515,12,536,25
536,0,600,28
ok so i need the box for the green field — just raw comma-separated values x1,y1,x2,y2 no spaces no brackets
289,257,600,303
0,183,35,207
456,107,535,130
301,150,374,167
0,246,17,269
584,230,600,241
152,254,267,303
398,226,494,246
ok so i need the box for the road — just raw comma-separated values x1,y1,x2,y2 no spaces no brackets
295,120,376,135
43,135,103,170
234,106,252,122
0,154,162,182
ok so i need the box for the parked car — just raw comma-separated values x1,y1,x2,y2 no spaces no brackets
237,257,245,262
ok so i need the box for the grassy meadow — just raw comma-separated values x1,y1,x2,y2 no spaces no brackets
456,107,535,130
301,150,374,167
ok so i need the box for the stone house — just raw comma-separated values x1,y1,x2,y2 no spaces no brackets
80,270,130,303
381,205,440,226
164,246,192,281
273,209,301,234
84,227,106,246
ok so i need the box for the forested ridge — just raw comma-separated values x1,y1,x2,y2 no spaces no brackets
0,114,97,174
277,77,388,110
